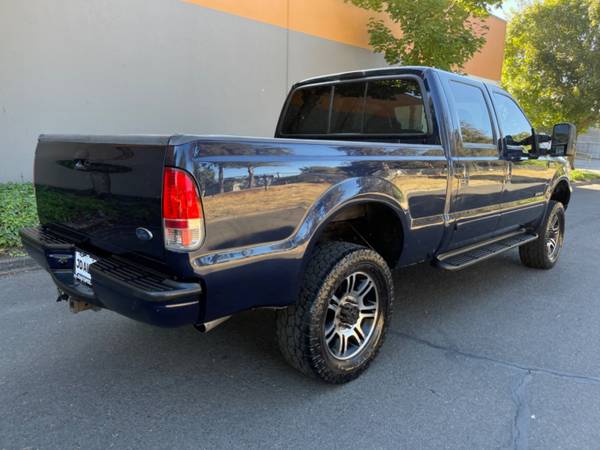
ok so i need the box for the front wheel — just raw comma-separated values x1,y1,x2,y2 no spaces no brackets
276,242,393,384
519,200,565,269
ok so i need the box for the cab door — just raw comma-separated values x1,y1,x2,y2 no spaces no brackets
488,89,553,230
443,76,507,249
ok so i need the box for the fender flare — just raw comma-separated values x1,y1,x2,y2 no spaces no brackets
546,175,572,209
548,175,572,196
294,177,410,276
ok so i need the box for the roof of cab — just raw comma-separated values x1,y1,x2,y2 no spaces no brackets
293,66,497,90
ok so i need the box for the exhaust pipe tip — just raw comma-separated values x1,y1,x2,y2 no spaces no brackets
195,315,231,333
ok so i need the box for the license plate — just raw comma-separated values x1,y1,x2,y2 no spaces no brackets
74,250,97,286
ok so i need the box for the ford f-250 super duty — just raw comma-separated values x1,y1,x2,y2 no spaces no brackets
21,67,576,383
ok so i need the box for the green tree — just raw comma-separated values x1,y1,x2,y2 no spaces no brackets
346,0,503,69
502,0,600,133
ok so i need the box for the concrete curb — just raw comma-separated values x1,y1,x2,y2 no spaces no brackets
0,255,39,276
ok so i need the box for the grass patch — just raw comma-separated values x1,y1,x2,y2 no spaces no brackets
570,169,600,182
0,183,38,256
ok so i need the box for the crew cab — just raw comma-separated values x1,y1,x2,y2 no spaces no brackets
21,67,575,383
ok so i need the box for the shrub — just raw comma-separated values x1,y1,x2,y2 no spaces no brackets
570,169,600,182
0,183,38,254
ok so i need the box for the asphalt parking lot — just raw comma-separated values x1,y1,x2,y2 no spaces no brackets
2,185,600,449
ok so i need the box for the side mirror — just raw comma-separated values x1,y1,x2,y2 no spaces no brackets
535,133,552,156
501,136,527,160
550,123,577,157
537,133,552,144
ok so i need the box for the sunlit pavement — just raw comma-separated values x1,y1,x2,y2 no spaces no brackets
2,185,600,449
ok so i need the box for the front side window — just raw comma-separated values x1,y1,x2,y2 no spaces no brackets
493,93,533,151
280,78,429,136
449,81,494,144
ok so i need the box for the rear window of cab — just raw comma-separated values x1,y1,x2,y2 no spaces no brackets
280,78,429,137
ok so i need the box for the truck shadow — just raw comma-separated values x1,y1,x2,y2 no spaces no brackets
4,250,548,439
59,251,526,389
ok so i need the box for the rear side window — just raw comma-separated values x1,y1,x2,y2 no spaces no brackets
280,78,428,136
364,79,428,134
449,81,494,144
280,85,331,135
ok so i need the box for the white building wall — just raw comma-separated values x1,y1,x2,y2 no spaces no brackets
0,0,385,181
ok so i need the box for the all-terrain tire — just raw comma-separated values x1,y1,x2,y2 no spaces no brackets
519,200,565,269
276,241,394,384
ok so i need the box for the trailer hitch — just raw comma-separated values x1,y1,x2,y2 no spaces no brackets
56,289,100,313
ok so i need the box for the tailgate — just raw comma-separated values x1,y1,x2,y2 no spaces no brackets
34,135,171,261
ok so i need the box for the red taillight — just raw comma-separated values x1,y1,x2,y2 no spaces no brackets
162,167,204,251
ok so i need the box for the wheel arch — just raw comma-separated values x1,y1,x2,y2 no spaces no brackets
299,177,409,270
550,177,571,210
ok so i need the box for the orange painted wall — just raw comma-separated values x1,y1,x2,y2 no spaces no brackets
184,0,288,29
462,15,507,82
183,0,506,81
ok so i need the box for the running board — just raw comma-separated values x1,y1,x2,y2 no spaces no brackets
435,230,538,271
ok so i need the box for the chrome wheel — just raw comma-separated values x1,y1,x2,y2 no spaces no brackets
545,211,563,262
323,271,379,360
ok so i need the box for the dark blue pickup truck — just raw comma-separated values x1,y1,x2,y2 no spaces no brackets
21,66,575,383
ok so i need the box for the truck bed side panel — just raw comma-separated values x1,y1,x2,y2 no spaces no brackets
168,136,449,320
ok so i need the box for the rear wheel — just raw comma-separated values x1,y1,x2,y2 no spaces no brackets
519,200,565,269
276,241,393,384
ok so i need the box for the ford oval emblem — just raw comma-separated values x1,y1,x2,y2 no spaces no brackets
135,227,153,241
